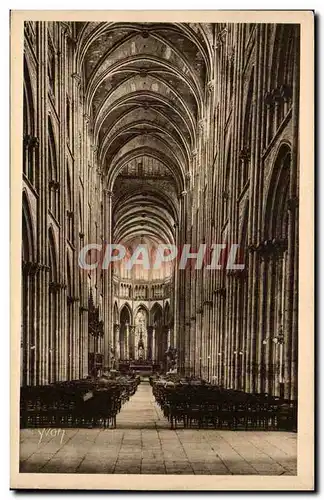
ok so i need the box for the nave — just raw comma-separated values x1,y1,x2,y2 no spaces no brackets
22,21,300,400
20,381,297,475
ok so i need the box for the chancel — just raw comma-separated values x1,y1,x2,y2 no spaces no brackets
20,20,299,476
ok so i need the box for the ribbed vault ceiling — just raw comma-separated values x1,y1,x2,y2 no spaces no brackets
77,22,212,261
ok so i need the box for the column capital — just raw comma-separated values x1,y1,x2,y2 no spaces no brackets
198,118,205,131
61,22,73,39
207,80,215,92
287,196,299,212
214,287,226,297
24,135,39,149
71,72,82,86
214,27,227,49
264,91,274,108
239,147,250,163
49,281,67,294
226,268,248,279
272,87,284,106
203,299,214,307
103,188,114,199
49,180,60,191
22,261,41,276
83,113,90,124
255,238,288,258
180,190,187,198
279,84,293,103
29,136,39,149
67,295,80,305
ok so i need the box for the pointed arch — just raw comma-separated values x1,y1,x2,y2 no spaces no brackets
164,301,171,325
263,143,291,241
133,305,149,361
150,302,163,325
134,302,149,318
113,301,119,323
120,302,132,324
23,57,35,137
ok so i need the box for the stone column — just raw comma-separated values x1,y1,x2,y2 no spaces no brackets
264,253,275,394
167,327,171,349
147,325,153,360
176,190,187,373
189,317,196,376
152,326,156,361
34,22,50,386
115,323,120,360
129,325,135,360
103,189,113,369
257,249,269,393
125,323,129,360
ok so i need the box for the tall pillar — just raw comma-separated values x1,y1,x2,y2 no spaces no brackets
177,190,187,374
189,317,196,375
114,323,120,360
103,189,113,369
264,253,275,394
147,325,153,360
152,326,156,361
129,325,135,359
112,323,120,367
285,30,299,401
167,327,171,349
256,250,268,393
125,323,129,360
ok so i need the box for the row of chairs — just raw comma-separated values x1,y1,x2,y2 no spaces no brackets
20,376,140,429
152,382,297,431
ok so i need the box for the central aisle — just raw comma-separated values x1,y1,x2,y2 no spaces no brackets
116,380,168,429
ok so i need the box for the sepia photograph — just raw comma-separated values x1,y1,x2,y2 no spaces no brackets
10,10,314,491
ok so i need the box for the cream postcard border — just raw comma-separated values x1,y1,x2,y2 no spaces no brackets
10,10,314,491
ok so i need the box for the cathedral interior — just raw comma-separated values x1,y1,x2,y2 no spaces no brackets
22,21,299,401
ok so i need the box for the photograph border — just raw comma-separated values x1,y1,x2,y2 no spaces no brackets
10,9,314,491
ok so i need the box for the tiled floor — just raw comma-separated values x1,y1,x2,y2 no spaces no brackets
20,381,297,475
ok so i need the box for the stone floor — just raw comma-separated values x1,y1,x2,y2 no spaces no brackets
20,381,297,475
